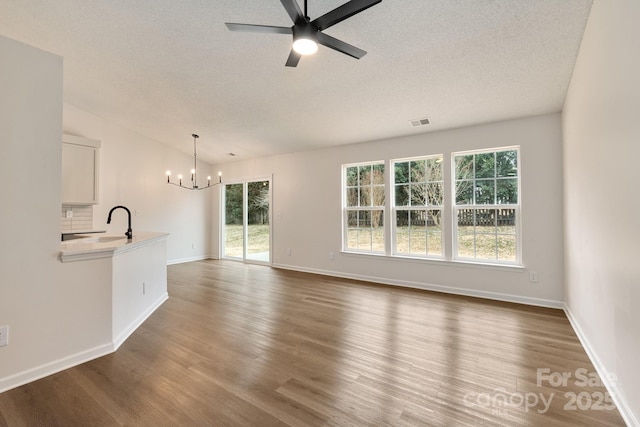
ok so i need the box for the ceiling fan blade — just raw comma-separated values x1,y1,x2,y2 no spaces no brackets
225,23,292,35
311,0,382,31
285,49,301,67
317,32,367,59
280,0,305,24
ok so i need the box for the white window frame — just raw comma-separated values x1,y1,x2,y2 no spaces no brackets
391,155,444,259
452,146,522,265
342,161,385,254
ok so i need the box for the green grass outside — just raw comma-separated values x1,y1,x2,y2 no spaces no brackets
224,224,270,258
347,225,516,261
224,224,516,262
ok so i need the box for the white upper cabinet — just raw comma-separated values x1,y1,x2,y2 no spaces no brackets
61,134,101,205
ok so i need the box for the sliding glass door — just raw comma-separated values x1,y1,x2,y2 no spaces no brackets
246,180,270,262
224,183,244,258
223,179,271,263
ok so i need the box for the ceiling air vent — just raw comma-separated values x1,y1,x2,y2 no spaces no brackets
410,117,431,127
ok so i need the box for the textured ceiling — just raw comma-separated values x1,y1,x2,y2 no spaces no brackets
0,0,592,164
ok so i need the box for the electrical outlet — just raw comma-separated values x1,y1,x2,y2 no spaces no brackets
287,248,291,256
0,325,8,347
142,282,146,295
329,251,335,260
529,271,539,283
65,210,73,218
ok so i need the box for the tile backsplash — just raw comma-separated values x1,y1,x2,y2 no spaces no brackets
61,205,93,231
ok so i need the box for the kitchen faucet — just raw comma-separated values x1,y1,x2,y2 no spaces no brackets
107,205,133,240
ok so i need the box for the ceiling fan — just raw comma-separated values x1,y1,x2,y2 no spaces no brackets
225,0,382,67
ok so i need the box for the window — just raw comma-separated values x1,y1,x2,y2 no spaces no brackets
342,146,522,266
392,156,444,257
453,148,520,263
343,162,385,253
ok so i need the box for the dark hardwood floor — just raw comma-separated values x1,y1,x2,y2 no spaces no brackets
0,260,626,426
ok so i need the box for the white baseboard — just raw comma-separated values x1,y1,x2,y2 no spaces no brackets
564,304,639,427
0,293,168,394
0,343,113,394
113,293,168,351
167,255,209,265
272,263,563,309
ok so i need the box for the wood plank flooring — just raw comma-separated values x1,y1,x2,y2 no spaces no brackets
0,260,626,426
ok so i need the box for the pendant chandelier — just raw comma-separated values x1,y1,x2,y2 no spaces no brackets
166,134,221,190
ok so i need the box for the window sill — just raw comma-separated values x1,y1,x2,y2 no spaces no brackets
340,251,525,272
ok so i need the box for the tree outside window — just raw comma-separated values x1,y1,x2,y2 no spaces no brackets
454,148,519,263
344,162,385,253
392,156,443,257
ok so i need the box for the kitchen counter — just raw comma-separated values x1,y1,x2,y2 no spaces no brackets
60,231,169,262
59,230,169,350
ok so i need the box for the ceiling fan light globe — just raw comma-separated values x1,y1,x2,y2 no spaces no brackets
293,38,318,55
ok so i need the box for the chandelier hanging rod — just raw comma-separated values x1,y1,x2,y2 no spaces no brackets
166,133,221,190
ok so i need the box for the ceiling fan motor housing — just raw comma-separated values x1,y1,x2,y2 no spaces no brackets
292,23,319,55
293,22,318,39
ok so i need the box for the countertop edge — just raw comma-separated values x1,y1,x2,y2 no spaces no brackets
60,232,169,263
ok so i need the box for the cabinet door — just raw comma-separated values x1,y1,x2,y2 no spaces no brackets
62,142,99,205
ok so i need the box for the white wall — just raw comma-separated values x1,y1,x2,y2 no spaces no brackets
215,114,565,306
0,35,115,390
63,103,212,264
562,0,640,424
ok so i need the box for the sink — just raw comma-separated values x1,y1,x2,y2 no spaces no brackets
81,235,125,243
73,235,126,244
